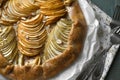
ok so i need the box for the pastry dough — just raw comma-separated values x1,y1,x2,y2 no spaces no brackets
0,0,87,80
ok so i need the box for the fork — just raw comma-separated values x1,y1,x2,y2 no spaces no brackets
91,4,120,79
110,5,120,29
76,26,120,80
76,4,120,80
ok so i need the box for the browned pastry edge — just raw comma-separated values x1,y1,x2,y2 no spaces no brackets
0,55,44,80
0,1,87,80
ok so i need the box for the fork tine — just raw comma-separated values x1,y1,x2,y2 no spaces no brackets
118,6,120,20
113,6,119,20
117,6,120,21
113,6,117,19
111,5,120,28
116,6,120,20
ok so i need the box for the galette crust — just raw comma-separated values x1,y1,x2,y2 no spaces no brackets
0,0,87,80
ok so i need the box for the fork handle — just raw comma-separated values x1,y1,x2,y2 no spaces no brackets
110,20,120,29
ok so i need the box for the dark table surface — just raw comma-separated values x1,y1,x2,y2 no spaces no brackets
91,0,120,17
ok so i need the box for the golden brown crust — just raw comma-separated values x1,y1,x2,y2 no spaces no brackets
42,1,87,79
0,0,87,80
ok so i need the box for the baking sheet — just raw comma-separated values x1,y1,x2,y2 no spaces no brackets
0,0,119,80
